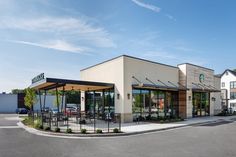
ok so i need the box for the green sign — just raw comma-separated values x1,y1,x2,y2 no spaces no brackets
32,73,44,84
199,74,205,83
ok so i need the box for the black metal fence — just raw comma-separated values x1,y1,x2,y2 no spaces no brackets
31,110,121,133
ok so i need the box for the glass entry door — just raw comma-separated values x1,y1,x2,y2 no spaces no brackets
193,92,210,117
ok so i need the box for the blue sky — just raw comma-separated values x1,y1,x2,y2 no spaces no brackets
0,0,235,92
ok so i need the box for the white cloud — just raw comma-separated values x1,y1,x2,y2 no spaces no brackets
165,14,177,21
131,0,161,13
0,16,116,48
8,40,91,54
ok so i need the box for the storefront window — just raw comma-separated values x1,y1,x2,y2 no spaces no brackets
193,92,210,117
132,89,178,121
85,89,114,120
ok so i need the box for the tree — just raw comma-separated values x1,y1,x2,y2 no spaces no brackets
11,89,25,94
24,88,37,113
53,93,61,110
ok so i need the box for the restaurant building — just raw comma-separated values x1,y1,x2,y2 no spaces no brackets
30,55,221,123
80,55,221,122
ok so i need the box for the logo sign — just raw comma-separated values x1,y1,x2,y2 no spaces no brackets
32,73,44,84
199,74,205,83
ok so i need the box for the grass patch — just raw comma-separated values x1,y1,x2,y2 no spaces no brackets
81,129,87,134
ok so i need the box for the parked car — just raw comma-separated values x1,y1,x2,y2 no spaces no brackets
50,108,59,115
64,106,79,116
43,107,50,113
15,108,28,114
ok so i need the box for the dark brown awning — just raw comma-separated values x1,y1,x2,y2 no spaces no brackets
192,83,220,92
132,83,187,91
30,78,114,91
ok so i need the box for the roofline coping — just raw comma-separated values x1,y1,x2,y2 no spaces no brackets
80,54,178,72
177,63,214,71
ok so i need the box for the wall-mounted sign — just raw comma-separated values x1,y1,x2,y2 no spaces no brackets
199,74,205,83
32,73,44,84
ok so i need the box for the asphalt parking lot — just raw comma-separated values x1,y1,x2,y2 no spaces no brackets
0,114,20,126
0,114,236,157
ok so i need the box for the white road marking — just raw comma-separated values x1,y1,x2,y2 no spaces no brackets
0,126,20,129
4,117,21,121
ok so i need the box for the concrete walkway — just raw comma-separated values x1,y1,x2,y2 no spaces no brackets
17,115,236,138
121,116,236,133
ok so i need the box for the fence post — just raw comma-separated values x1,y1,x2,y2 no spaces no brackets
79,111,82,131
93,91,96,133
49,112,52,129
41,112,44,127
119,114,121,132
67,114,69,130
108,113,110,133
32,110,34,125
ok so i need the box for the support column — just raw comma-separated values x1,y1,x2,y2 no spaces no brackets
178,90,187,119
43,90,47,111
81,91,85,112
38,90,42,112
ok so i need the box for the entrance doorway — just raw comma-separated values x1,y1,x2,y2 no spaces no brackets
192,92,210,117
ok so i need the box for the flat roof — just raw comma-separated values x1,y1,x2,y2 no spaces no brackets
80,54,178,71
30,78,114,91
177,63,214,71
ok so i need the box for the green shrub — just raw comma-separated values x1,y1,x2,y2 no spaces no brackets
34,123,43,130
54,127,60,132
66,128,73,133
113,128,119,133
44,126,50,131
164,119,169,123
81,129,87,134
63,117,69,121
22,117,34,126
160,120,164,123
96,129,103,134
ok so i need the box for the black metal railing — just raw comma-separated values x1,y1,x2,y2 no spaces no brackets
30,110,121,133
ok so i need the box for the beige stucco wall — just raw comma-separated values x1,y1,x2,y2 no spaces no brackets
123,56,179,122
80,55,220,122
80,55,179,122
80,57,124,116
213,76,221,114
178,63,220,117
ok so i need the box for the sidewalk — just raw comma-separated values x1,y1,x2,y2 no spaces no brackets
18,115,236,138
121,115,236,133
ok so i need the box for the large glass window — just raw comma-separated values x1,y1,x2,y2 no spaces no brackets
132,89,150,119
230,92,236,99
85,89,114,120
230,81,236,89
192,92,210,117
132,89,178,121
222,82,225,87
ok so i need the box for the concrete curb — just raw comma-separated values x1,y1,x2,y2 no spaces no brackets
17,116,236,139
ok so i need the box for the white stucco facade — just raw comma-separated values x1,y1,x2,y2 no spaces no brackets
221,70,236,112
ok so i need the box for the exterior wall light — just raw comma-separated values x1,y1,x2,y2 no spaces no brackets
81,97,84,101
117,93,120,100
127,93,130,99
212,97,216,101
188,96,191,101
